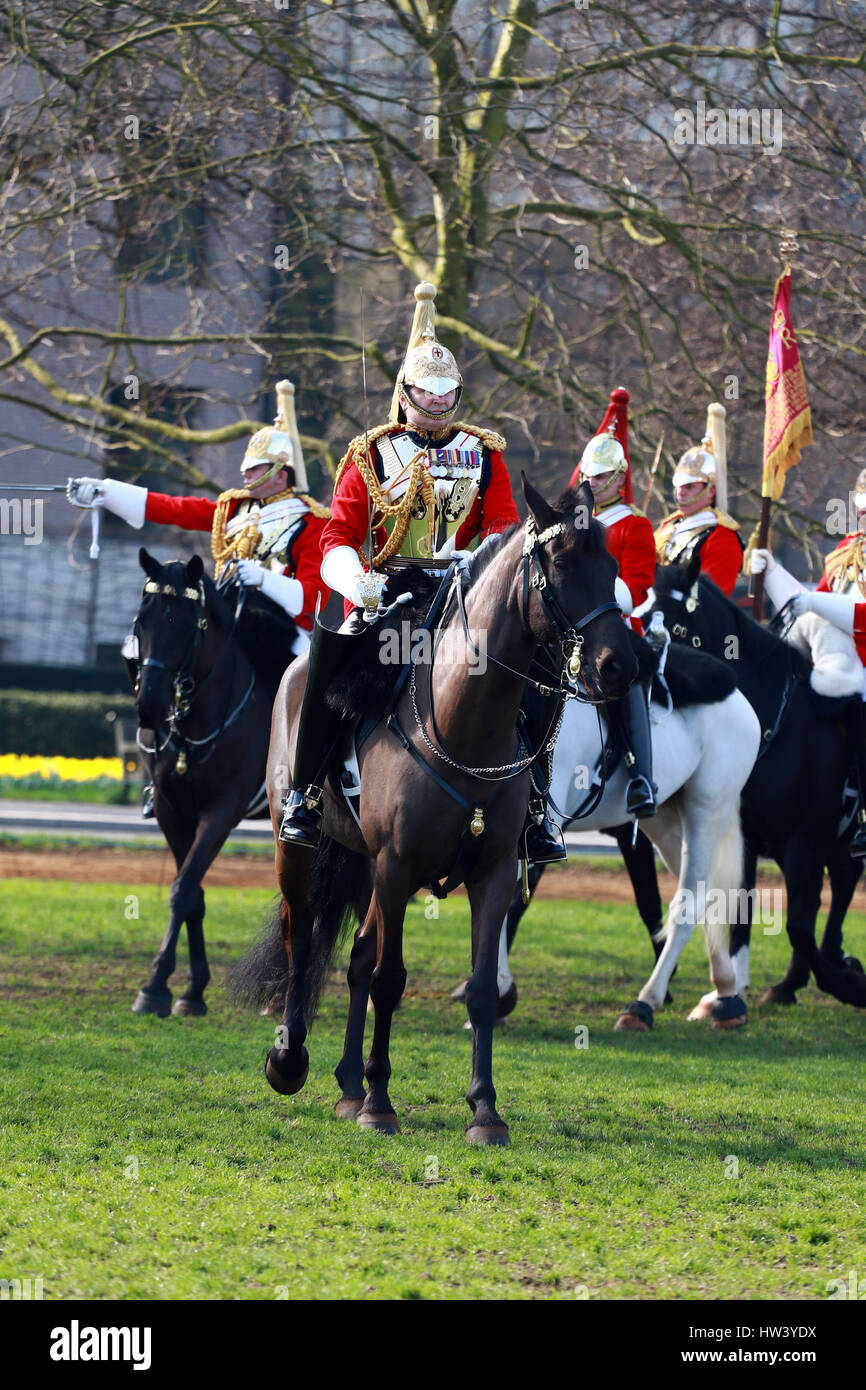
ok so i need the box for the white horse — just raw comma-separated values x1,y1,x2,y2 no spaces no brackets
495,656,762,1030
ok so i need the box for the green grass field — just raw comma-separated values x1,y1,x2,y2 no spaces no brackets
1,877,865,1300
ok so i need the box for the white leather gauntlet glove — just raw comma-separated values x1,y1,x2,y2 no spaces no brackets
236,559,303,618
614,577,633,616
749,549,803,610
791,589,856,634
321,545,387,611
67,476,146,528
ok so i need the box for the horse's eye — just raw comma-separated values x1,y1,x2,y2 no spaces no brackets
552,555,570,571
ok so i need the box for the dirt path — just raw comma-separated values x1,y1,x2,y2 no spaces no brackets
3,845,865,911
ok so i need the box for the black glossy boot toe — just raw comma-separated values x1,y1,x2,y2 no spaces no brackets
278,789,323,848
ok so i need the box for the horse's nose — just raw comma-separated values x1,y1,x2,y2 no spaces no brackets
596,647,633,696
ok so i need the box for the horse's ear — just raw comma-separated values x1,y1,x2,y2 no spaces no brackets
521,471,558,531
186,554,204,584
139,547,162,580
685,549,702,588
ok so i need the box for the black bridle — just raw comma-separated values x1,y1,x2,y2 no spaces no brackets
135,574,252,770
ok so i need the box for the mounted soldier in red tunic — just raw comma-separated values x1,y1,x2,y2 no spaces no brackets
66,379,329,652
654,404,744,596
750,465,866,859
278,281,566,863
569,387,658,818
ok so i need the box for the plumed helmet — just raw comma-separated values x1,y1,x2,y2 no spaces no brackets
672,402,727,513
390,282,463,425
579,421,628,478
241,380,308,492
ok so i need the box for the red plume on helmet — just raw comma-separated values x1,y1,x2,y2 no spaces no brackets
569,386,633,504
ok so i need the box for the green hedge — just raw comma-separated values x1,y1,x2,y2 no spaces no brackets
0,689,135,757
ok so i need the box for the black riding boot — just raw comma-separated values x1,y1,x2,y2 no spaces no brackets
849,702,866,860
278,617,356,848
609,682,657,818
519,690,567,864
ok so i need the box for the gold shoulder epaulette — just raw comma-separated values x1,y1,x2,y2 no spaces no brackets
334,423,398,491
711,508,741,532
298,493,330,519
629,502,649,519
453,422,506,453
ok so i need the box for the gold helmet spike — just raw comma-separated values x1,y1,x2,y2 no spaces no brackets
241,379,308,491
390,282,463,425
579,418,628,479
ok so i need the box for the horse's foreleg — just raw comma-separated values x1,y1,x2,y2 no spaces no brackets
266,849,314,1096
132,806,196,1017
357,861,407,1135
610,823,665,951
820,840,862,969
334,908,377,1118
463,858,514,1146
134,810,233,1018
771,842,866,1008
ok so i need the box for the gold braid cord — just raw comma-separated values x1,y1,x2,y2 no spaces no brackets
334,421,505,570
825,534,866,597
210,488,328,580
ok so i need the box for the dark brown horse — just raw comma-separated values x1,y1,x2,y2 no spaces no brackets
132,548,298,1017
235,480,638,1145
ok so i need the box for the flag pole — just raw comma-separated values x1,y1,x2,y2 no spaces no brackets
751,229,799,622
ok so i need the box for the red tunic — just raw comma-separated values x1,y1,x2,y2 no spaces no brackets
697,526,743,596
597,508,656,633
323,448,519,615
144,491,327,631
816,534,866,665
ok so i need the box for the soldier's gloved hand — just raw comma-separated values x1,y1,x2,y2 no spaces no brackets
350,570,388,612
236,558,265,588
749,548,776,575
791,589,856,634
67,477,105,508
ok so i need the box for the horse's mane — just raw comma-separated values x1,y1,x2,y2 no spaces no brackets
460,489,608,594
654,563,813,681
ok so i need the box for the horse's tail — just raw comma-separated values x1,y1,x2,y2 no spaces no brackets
231,836,372,1025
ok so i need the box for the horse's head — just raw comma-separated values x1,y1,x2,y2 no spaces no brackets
650,552,713,650
521,475,638,700
134,548,209,730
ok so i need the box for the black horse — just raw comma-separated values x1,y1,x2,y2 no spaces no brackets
131,547,299,1017
649,556,865,1008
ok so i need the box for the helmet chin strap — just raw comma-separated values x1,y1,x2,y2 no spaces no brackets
678,483,714,513
400,385,461,424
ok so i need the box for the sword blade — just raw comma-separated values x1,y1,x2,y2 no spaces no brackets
0,483,68,492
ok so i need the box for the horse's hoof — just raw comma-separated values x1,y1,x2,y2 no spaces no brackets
335,1095,365,1120
711,995,748,1029
466,1123,510,1147
264,1046,309,1096
844,954,865,975
450,980,469,1003
759,984,797,1006
172,997,207,1017
687,998,715,1022
497,981,518,1019
356,1110,400,1135
614,1000,654,1031
131,989,172,1018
